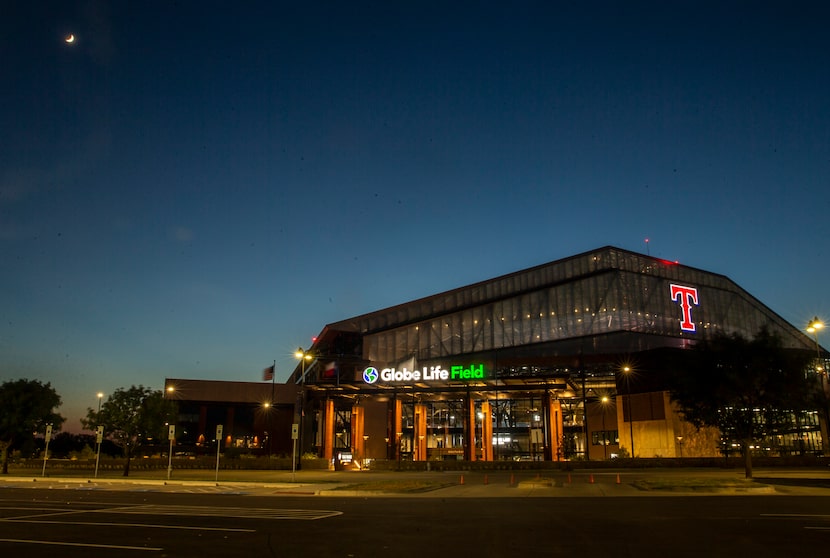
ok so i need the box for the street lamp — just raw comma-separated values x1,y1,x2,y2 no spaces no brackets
807,317,824,368
807,317,827,455
293,348,314,471
600,396,609,460
259,401,273,457
622,366,635,458
294,348,313,378
94,392,104,478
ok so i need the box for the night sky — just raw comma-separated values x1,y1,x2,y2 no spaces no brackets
2,2,829,431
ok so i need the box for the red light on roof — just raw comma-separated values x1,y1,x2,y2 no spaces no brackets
658,259,679,265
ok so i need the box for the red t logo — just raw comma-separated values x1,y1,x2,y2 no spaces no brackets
670,284,699,332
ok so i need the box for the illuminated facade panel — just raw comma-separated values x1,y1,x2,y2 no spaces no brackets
355,247,812,365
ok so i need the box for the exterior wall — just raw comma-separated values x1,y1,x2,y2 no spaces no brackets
670,401,721,458
616,391,720,458
164,378,299,455
362,399,389,460
587,400,619,460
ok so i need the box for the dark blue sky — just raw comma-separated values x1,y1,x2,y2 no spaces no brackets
2,1,829,430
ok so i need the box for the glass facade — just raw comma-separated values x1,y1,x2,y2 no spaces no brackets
351,247,814,366
384,396,568,461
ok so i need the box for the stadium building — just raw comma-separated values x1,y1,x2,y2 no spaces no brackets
166,246,827,464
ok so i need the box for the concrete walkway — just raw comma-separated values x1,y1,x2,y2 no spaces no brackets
2,467,829,497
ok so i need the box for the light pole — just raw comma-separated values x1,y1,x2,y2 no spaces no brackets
42,423,52,477
807,317,827,454
166,423,175,480
600,396,609,460
294,348,313,471
807,317,824,367
94,392,104,479
262,402,272,457
807,316,824,361
622,366,635,458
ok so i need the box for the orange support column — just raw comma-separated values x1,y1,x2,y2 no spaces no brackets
546,397,564,461
323,399,334,462
480,400,493,461
413,404,427,461
393,399,403,462
467,397,477,460
351,405,364,460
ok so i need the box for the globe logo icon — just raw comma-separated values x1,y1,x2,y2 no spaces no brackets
363,367,379,384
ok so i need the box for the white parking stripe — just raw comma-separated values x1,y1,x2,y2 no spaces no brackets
2,519,255,532
1,502,343,523
99,504,343,520
761,514,830,518
2,509,88,520
0,538,162,551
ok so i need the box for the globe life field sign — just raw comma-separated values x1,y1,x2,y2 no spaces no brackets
363,364,486,385
450,364,485,380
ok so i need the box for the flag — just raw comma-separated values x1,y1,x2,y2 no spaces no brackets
262,364,275,381
324,361,338,378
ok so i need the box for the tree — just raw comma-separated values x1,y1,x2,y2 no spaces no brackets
0,379,65,474
50,432,97,459
669,327,814,479
82,385,176,477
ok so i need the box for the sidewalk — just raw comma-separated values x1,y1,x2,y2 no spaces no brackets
2,467,829,497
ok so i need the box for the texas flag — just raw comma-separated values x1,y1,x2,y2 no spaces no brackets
323,361,338,378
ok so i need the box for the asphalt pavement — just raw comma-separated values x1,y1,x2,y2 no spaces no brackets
3,471,830,557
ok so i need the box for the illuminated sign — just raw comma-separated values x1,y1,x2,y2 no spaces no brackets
362,364,486,385
670,284,699,332
363,367,379,384
450,364,484,380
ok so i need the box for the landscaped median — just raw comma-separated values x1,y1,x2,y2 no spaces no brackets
318,479,458,496
631,477,776,493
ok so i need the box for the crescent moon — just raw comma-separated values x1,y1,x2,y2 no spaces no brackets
65,34,75,44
